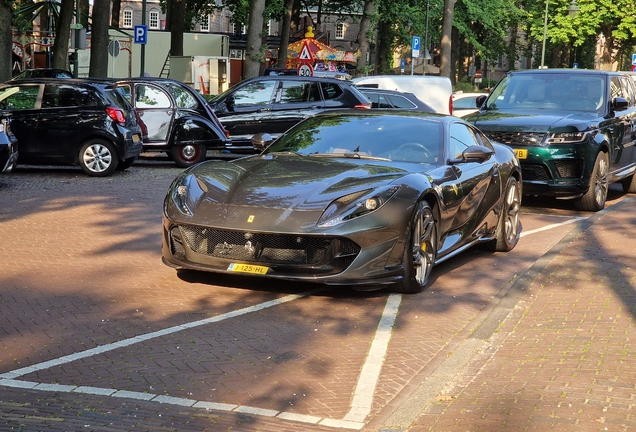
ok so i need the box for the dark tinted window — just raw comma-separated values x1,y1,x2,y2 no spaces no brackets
106,88,132,111
232,80,277,106
320,82,343,100
278,80,320,103
450,123,478,159
388,94,417,109
454,97,478,109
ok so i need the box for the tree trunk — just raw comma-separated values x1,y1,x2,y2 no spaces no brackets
111,0,122,28
376,20,392,74
277,0,295,69
355,0,374,77
439,0,454,79
52,0,74,70
89,0,110,77
244,0,266,79
170,0,186,56
0,0,12,81
80,0,89,28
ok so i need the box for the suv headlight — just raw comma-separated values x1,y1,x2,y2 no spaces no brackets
545,132,589,144
317,186,400,228
169,173,207,216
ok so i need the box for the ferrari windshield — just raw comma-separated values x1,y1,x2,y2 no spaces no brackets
484,73,606,112
264,114,444,164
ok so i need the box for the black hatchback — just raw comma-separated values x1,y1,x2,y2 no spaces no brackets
0,78,143,177
208,75,371,152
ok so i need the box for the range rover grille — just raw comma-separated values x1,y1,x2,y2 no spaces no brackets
483,131,546,147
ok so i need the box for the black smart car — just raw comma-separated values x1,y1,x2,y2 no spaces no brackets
0,78,143,177
466,69,636,211
111,78,230,167
208,75,371,152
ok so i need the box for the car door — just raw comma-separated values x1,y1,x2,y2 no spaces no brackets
268,79,325,134
212,79,277,141
0,84,42,161
132,83,175,144
440,122,500,255
35,83,98,161
616,76,636,171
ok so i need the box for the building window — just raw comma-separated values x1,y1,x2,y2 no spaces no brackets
335,22,345,40
123,9,133,28
200,15,210,32
149,10,159,29
232,22,246,34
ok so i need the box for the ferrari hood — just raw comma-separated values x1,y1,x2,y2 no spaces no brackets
189,155,408,211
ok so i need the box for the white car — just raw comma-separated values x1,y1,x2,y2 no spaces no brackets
452,91,488,117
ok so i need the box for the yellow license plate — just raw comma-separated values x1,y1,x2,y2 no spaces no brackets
132,133,141,143
227,263,269,275
514,149,528,159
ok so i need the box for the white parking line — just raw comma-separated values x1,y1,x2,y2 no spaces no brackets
520,216,587,237
0,216,586,430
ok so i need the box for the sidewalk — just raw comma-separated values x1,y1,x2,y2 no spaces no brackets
402,197,636,431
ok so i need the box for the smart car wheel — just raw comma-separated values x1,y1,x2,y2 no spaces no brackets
79,139,117,177
575,151,608,212
170,144,206,168
492,176,521,252
396,201,437,294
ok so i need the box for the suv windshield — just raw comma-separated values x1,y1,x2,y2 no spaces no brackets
485,73,606,112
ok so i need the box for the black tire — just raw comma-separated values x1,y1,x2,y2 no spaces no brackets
116,156,136,171
78,139,118,177
491,176,522,252
574,151,608,212
395,201,437,294
170,144,207,168
621,174,636,193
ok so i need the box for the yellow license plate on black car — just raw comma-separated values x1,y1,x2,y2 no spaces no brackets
227,263,269,274
132,133,141,143
514,149,528,159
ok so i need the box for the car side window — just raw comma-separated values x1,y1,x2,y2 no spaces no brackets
449,123,479,159
320,82,343,100
619,77,636,106
387,94,416,109
0,86,39,110
610,77,623,101
56,85,101,107
277,81,319,103
164,82,199,109
135,84,171,108
232,81,277,106
454,97,477,109
472,127,495,151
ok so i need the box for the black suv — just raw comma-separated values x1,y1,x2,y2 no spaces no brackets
208,75,371,152
0,78,143,177
466,69,636,211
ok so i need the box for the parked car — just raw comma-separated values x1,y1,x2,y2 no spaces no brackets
208,75,371,152
110,77,230,167
358,88,434,112
452,91,488,117
352,75,453,114
162,111,522,294
465,69,636,211
10,68,73,81
0,88,19,173
0,78,143,177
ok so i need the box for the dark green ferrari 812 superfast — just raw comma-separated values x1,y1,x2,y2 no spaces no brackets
162,111,522,293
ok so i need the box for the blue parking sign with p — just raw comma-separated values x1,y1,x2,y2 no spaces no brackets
134,25,148,44
632,53,636,65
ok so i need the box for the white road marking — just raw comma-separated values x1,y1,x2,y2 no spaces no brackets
520,216,587,237
0,216,584,430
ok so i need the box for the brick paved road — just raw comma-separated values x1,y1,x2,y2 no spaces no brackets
1,156,633,431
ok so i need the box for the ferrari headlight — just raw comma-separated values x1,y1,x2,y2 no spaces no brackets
317,186,400,228
170,173,207,216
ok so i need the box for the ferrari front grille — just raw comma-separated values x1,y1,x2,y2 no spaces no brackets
174,225,361,266
484,131,546,147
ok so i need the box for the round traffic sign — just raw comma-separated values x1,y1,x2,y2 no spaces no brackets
108,40,121,58
297,63,313,77
475,70,482,79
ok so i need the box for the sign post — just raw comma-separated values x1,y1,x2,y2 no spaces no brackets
411,36,420,76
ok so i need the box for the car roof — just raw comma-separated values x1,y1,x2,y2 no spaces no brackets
244,75,354,85
312,108,459,123
0,78,115,88
509,68,627,77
